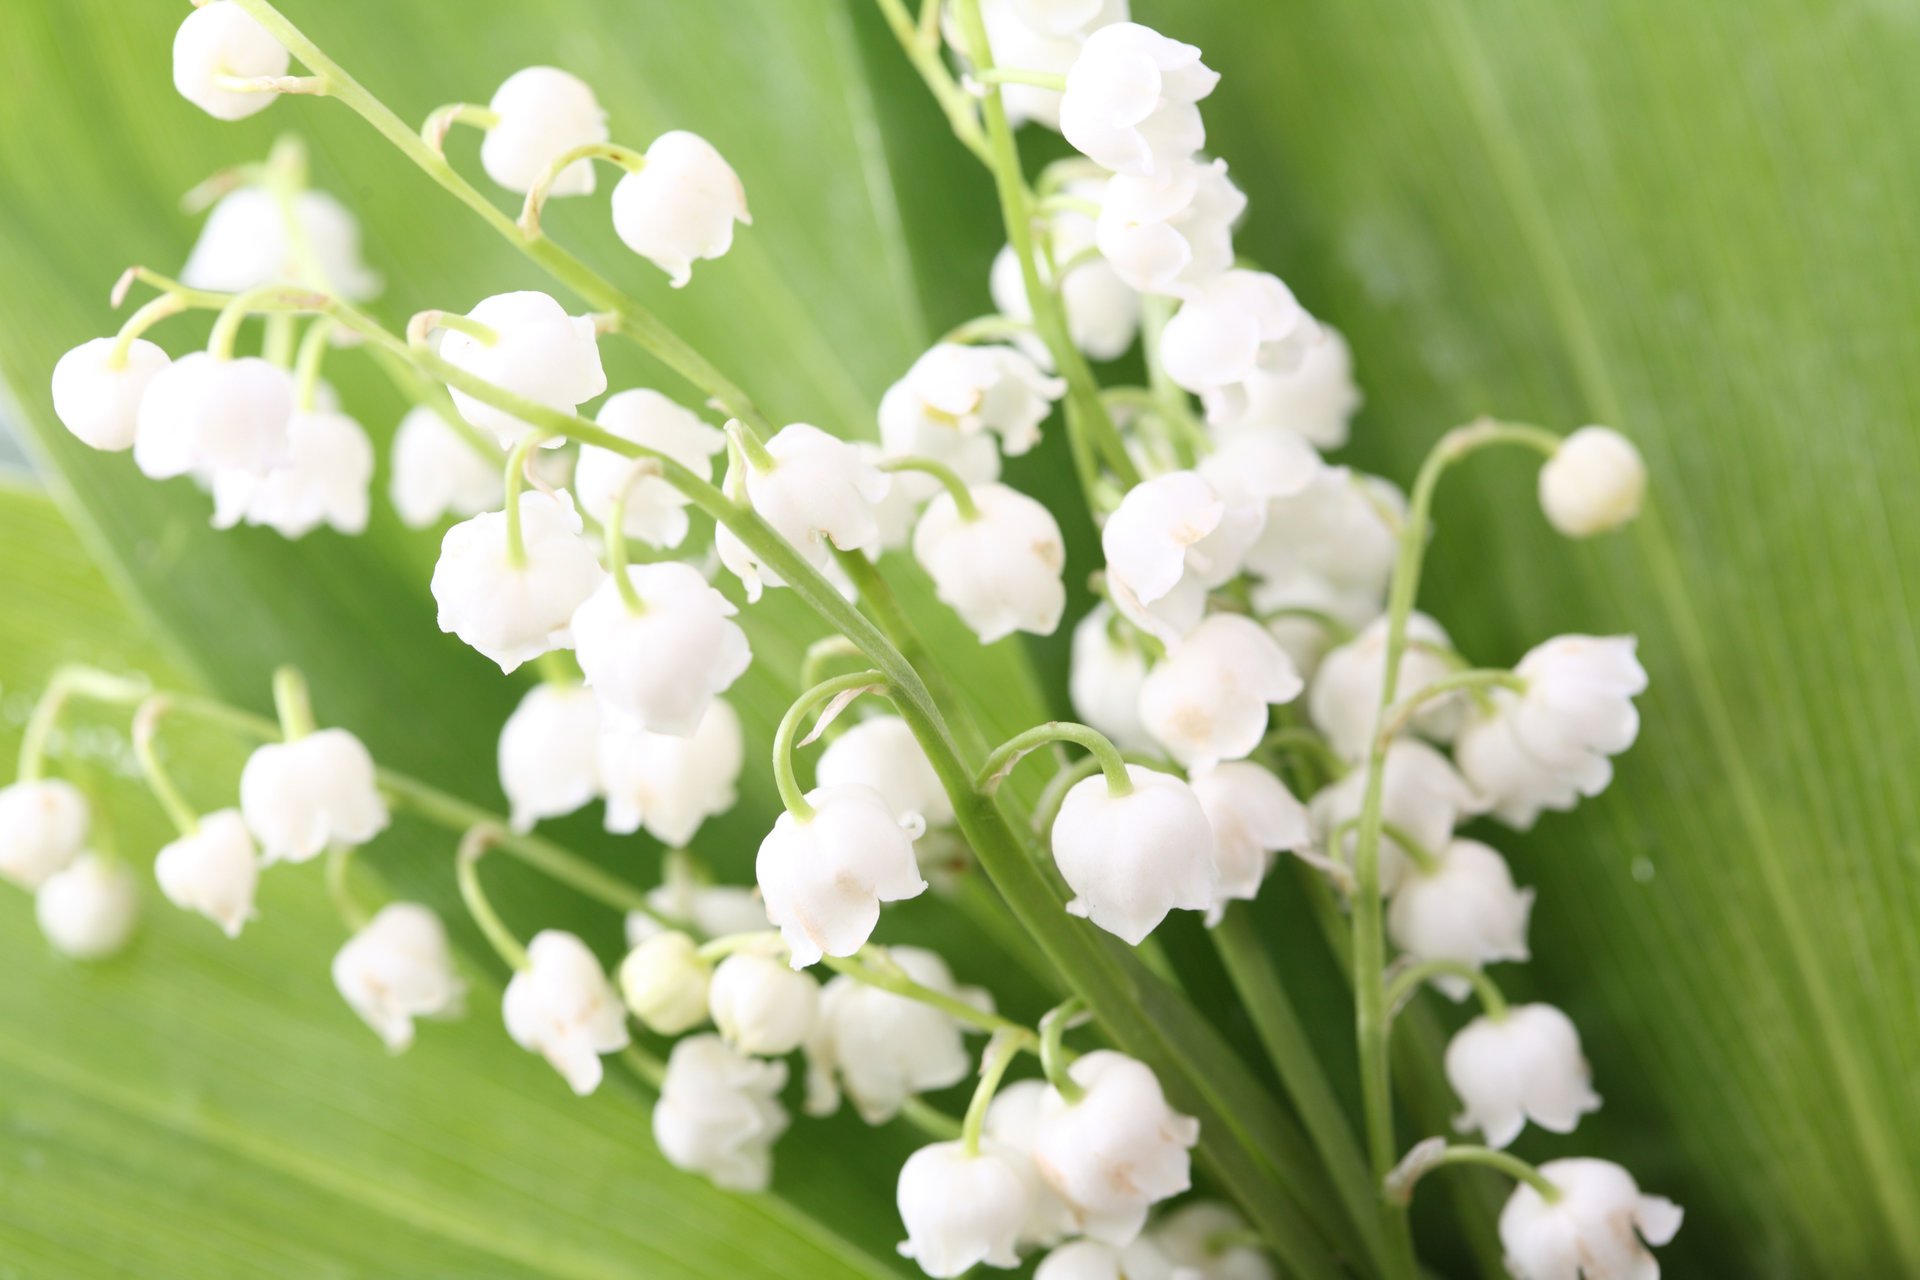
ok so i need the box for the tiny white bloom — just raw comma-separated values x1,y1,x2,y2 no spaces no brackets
36,853,137,961
618,930,712,1036
756,784,928,968
1453,702,1600,830
991,189,1141,361
1388,838,1532,999
707,949,820,1056
503,930,630,1095
1309,612,1464,762
1095,157,1244,297
1033,1238,1181,1280
636,855,772,941
1194,425,1325,514
880,343,1065,462
1012,0,1123,36
611,131,752,287
571,563,752,736
1309,739,1483,895
1508,635,1647,775
1032,1050,1199,1244
389,406,500,528
498,683,602,832
1138,614,1303,769
574,389,726,549
153,808,259,938
239,728,389,865
133,352,292,480
816,715,954,829
0,779,89,891
599,698,743,846
1190,761,1309,915
1060,23,1217,177
1244,467,1402,598
332,902,465,1052
1205,326,1361,451
897,1140,1030,1277
1499,1158,1681,1280
51,339,171,452
1160,269,1319,397
172,2,289,122
1069,603,1156,753
1051,765,1217,944
954,0,1131,131
1152,1201,1275,1280
913,483,1068,643
804,946,986,1123
480,67,609,195
182,187,382,301
723,424,891,599
1247,567,1379,680
1102,470,1259,644
1447,1003,1600,1149
431,489,605,673
210,408,374,538
653,1033,790,1191
1538,426,1646,538
437,291,606,448
982,1080,1078,1248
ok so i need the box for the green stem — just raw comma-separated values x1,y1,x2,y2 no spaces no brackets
209,282,322,359
1141,294,1209,466
977,67,1068,91
109,293,185,368
1377,668,1524,746
519,141,648,237
1038,997,1086,1102
1385,960,1509,1022
131,698,199,837
1391,1145,1561,1206
456,827,530,971
272,664,316,740
962,1030,1024,1155
975,721,1132,798
869,0,991,163
773,671,889,820
898,1096,966,1142
1260,727,1349,781
291,317,332,413
798,636,866,691
500,432,549,569
16,668,149,781
1257,605,1358,645
822,951,1038,1047
421,102,500,152
413,310,501,346
879,457,979,520
620,1044,667,1090
327,844,372,932
604,485,646,613
1380,822,1443,877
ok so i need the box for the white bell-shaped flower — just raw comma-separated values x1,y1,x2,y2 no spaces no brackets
1248,567,1379,681
635,856,773,941
210,408,374,538
1060,23,1217,177
1446,1003,1600,1148
438,291,606,448
1138,614,1303,769
575,389,725,549
134,352,292,480
503,929,630,1095
1033,1050,1199,1244
498,683,602,832
332,902,465,1052
1068,604,1155,752
1189,762,1309,914
653,1033,790,1191
153,809,259,938
990,185,1141,361
1205,326,1361,451
599,698,743,846
1538,426,1646,538
756,784,928,967
707,949,820,1055
1387,838,1532,999
1051,765,1216,944
1194,425,1325,518
880,343,1065,462
390,406,500,528
982,1080,1079,1248
804,946,985,1123
1499,1158,1681,1280
35,853,137,961
913,483,1068,643
182,187,382,301
611,131,751,287
897,1140,1031,1277
878,370,1004,515
239,727,389,865
172,2,289,121
1309,738,1483,895
1033,1238,1181,1280
1452,700,1600,830
432,489,605,673
1309,612,1464,762
816,716,954,829
617,930,712,1035
0,779,89,891
1095,157,1244,297
480,67,609,196
952,0,1130,131
1160,269,1319,397
571,563,751,736
1102,470,1259,644
1508,635,1647,774
1152,1201,1274,1280
1244,466,1401,596
724,424,891,599
51,339,171,452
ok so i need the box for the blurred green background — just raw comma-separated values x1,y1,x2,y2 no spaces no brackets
2,0,1917,1275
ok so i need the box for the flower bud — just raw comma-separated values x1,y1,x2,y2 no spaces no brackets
1446,1003,1601,1149
1095,157,1245,297
1309,612,1464,762
480,67,609,196
1160,269,1318,397
708,950,819,1055
756,784,928,967
631,861,771,944
239,727,390,865
611,131,751,287
571,562,752,737
154,809,259,938
653,1034,789,1191
1050,765,1216,944
389,406,500,528
1538,426,1645,537
36,853,137,961
51,339,171,452
1138,613,1302,769
575,389,726,549
332,902,465,1052
431,490,606,673
437,291,606,449
172,2,289,122
1060,23,1217,177
1068,603,1156,753
1499,1158,1681,1280
183,187,382,302
912,483,1067,644
133,352,292,480
1387,838,1532,997
815,715,953,829
804,946,985,1122
0,779,89,891
1032,1050,1199,1244
600,697,744,846
1189,761,1309,914
498,683,602,833
210,408,374,538
503,930,630,1095
618,930,712,1035
896,1140,1030,1277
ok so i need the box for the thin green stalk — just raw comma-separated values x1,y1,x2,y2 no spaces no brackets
1377,668,1524,746
962,1031,1024,1155
456,827,531,971
1390,1145,1561,1206
897,1097,966,1142
131,698,199,837
327,844,372,932
976,721,1132,797
1385,959,1508,1021
1038,997,1086,1101
879,456,979,520
773,670,889,819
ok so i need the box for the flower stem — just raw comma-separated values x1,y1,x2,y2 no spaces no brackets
773,671,889,820
519,141,647,237
500,432,549,569
271,664,316,740
1038,997,1086,1102
291,316,333,413
108,293,185,369
603,484,647,613
1376,668,1524,746
420,102,500,154
456,826,530,972
869,0,991,163
15,668,149,781
131,698,199,837
1385,959,1509,1022
327,844,372,932
879,456,979,520
975,721,1132,798
1387,1143,1560,1207
962,1030,1024,1155
1141,294,1209,465
897,1096,966,1142
822,950,1037,1047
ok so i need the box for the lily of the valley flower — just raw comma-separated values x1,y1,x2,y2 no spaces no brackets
1152,1201,1275,1280
982,1080,1078,1248
880,344,1065,463
897,1140,1031,1277
1068,604,1155,753
153,808,259,938
1387,839,1533,999
503,929,630,1095
1242,466,1401,597
432,490,606,673
617,930,712,1036
133,352,292,480
1205,325,1362,450
239,727,389,865
172,2,289,121
1309,738,1483,895
51,339,171,452
1508,635,1647,774
707,950,820,1056
1454,702,1598,830
1189,761,1309,916
1309,612,1465,761
1050,765,1216,944
960,0,1130,131
183,187,382,301
815,716,954,829
1101,470,1258,643
720,423,890,600
210,408,374,538
611,131,751,287
1538,426,1646,538
804,946,986,1123
437,291,606,448
1160,268,1319,398
1094,157,1244,297
479,67,609,195
599,698,744,846
574,388,726,549
1032,1238,1182,1280
1032,1050,1199,1244
1447,1003,1601,1148
36,853,137,961
1137,613,1302,769
653,1033,790,1191
912,483,1068,644
633,857,772,942
1060,23,1217,177
570,563,752,736
332,902,465,1052
0,779,89,891
498,682,602,832
1498,1158,1681,1280
756,784,928,968
389,406,500,528
990,188,1141,361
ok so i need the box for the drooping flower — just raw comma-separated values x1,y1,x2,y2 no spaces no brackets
707,949,821,1056
982,1080,1078,1248
210,408,374,538
804,946,986,1123
1101,470,1259,643
133,352,292,480
1050,765,1217,944
1137,614,1303,769
153,809,259,938
502,929,630,1095
599,698,744,846
955,0,1131,131
1507,635,1647,775
633,855,772,942
0,779,89,891
50,339,171,452
617,930,712,1036
611,131,752,287
1068,603,1157,753
1151,1201,1275,1280
479,67,609,195
720,423,890,600
1446,1003,1601,1149
1308,612,1465,762
912,483,1068,643
653,1034,790,1191
35,853,137,961
1204,325,1361,451
1309,738,1484,895
815,716,954,829
571,562,752,736
1452,702,1596,830
389,406,500,529
880,343,1064,463
497,682,602,832
1247,566,1380,680
436,291,606,448
756,784,928,968
182,186,382,301
1095,157,1244,297
431,490,606,673
1387,838,1532,999
239,727,390,865
574,389,726,549
172,2,289,122
1498,1159,1681,1280
1032,1050,1199,1244
1243,466,1402,597
896,1140,1031,1277
1189,761,1309,915
1538,426,1646,538
1160,269,1319,398
1193,426,1325,523
1060,23,1217,177
1032,1238,1182,1280
332,902,465,1052
990,185,1141,360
